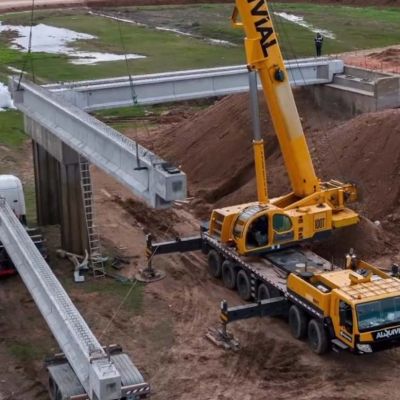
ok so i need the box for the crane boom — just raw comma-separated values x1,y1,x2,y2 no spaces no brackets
233,0,319,197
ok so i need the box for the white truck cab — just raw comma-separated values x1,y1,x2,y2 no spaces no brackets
0,175,27,225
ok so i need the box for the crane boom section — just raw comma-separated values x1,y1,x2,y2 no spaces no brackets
233,0,319,197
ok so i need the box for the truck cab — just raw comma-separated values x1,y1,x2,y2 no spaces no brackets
0,175,27,225
0,175,46,277
287,258,400,354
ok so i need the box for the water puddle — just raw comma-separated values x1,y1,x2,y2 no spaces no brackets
274,12,336,39
0,21,146,65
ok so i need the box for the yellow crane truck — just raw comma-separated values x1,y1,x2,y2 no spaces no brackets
145,0,400,355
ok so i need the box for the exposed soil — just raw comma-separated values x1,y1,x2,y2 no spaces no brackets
342,45,400,74
1,86,400,400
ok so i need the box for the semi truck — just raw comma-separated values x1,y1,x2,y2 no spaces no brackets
0,174,46,276
145,0,400,355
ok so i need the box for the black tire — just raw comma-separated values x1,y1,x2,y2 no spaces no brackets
207,249,222,278
48,377,58,400
222,260,237,290
236,269,252,301
257,283,281,300
307,319,329,355
288,304,308,339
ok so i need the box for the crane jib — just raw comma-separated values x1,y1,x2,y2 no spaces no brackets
247,0,277,57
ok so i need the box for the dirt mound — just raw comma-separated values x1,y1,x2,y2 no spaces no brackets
156,89,339,217
317,108,400,221
313,217,394,262
370,48,400,63
154,92,400,259
159,94,400,221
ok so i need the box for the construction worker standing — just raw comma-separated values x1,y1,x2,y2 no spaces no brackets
314,33,323,57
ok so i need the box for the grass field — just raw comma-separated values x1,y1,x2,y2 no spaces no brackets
0,4,399,84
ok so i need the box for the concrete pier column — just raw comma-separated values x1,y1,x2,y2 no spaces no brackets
32,141,61,226
26,117,89,255
59,161,89,256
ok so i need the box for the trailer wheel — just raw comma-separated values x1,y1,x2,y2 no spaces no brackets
257,283,280,300
308,319,329,355
236,269,252,301
222,260,237,289
208,250,222,278
48,376,58,400
288,305,308,339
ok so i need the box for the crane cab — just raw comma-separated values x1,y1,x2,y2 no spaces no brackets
209,201,336,255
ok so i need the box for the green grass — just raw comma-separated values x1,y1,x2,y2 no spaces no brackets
0,110,26,148
1,4,399,83
8,340,47,362
81,279,144,313
0,11,245,83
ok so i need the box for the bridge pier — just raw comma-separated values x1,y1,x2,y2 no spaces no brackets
27,117,89,255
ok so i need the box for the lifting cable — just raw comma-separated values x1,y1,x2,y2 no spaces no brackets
269,2,347,183
86,8,178,340
17,0,36,88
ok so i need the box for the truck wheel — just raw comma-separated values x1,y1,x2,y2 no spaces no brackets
308,319,329,355
288,305,308,339
222,260,236,289
208,250,222,278
236,269,252,301
257,283,280,300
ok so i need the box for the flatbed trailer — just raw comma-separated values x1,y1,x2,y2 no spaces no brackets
46,345,150,400
147,232,400,355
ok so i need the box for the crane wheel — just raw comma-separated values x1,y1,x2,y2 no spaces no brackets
236,269,252,301
288,304,308,339
307,319,329,355
208,250,223,278
257,283,280,300
222,260,237,290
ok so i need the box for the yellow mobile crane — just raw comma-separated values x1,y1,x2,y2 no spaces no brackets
146,1,400,355
208,0,358,256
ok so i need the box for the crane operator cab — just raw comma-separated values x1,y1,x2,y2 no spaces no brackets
232,205,296,254
209,198,341,256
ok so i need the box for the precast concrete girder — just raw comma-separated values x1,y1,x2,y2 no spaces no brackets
10,77,186,208
0,199,124,400
44,58,344,111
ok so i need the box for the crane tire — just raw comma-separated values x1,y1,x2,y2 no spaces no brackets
257,283,280,300
207,249,222,278
308,319,329,355
222,260,237,290
237,269,252,301
288,304,308,339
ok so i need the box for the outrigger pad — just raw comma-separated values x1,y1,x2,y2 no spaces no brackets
135,267,166,283
205,327,240,352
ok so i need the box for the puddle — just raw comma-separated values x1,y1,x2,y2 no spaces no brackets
0,82,15,111
274,12,336,39
0,21,146,65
